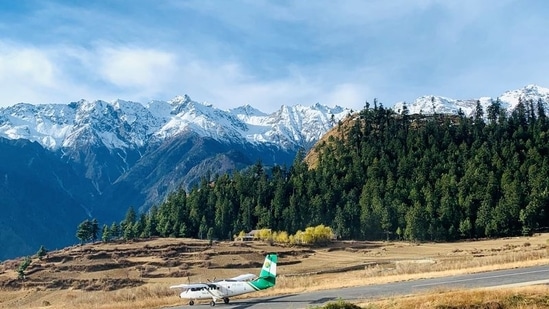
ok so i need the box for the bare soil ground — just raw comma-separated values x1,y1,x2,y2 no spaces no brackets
1,234,548,309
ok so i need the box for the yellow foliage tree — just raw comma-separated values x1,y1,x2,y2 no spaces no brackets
247,225,334,246
289,234,296,245
257,228,272,241
235,230,246,241
302,227,315,244
313,224,334,244
294,230,304,244
275,231,289,243
294,225,334,245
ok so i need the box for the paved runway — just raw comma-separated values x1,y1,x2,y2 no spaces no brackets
167,265,549,309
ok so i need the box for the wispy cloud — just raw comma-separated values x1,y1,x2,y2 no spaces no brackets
0,44,55,87
0,0,548,111
0,42,68,104
97,47,178,93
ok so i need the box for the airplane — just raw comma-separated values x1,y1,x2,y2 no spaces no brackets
170,253,277,306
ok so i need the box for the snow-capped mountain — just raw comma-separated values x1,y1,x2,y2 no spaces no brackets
0,96,348,260
393,84,549,116
0,95,348,152
1,84,546,261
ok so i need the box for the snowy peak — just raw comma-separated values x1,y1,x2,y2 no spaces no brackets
394,96,492,116
237,103,347,148
155,96,247,142
168,94,192,106
229,104,267,120
499,84,549,111
0,96,350,152
0,102,76,149
168,94,212,115
394,84,549,116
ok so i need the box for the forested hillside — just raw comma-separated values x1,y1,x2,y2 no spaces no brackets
106,98,549,242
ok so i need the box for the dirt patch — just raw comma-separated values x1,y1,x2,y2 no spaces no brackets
0,234,548,309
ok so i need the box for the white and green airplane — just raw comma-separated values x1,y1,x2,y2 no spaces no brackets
170,253,277,306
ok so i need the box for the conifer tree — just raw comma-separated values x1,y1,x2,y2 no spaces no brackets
17,256,31,280
122,207,137,240
90,218,99,242
109,222,121,240
101,224,111,242
35,245,47,259
76,219,92,244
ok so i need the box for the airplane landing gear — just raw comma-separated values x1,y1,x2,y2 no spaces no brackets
223,297,230,304
209,300,216,306
189,300,195,306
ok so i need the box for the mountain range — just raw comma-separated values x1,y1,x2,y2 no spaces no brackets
394,84,549,116
0,96,348,260
1,84,548,260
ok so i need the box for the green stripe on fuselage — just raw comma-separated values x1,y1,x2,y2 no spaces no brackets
246,281,261,291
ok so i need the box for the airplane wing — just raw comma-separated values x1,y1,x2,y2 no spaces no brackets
229,273,256,281
170,273,256,290
169,283,210,289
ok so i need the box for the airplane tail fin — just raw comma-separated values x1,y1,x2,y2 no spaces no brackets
249,253,277,290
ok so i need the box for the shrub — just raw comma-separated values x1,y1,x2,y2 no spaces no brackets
17,256,32,279
321,300,362,309
36,245,47,259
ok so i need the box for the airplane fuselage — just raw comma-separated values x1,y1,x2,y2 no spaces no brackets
179,280,258,300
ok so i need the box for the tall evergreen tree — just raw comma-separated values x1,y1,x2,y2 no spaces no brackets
101,224,111,243
90,218,99,242
76,219,92,244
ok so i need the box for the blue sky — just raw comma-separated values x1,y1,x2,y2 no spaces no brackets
0,0,548,112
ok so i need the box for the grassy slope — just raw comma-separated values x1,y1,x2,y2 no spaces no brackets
0,234,548,309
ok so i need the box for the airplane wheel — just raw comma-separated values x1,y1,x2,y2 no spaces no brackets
223,297,230,304
189,300,195,306
210,300,216,306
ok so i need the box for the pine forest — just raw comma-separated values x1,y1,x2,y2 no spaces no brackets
89,98,549,244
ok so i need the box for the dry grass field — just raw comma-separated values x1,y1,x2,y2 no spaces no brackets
1,233,548,309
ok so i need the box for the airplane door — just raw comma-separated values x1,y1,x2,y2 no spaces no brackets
220,284,232,296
